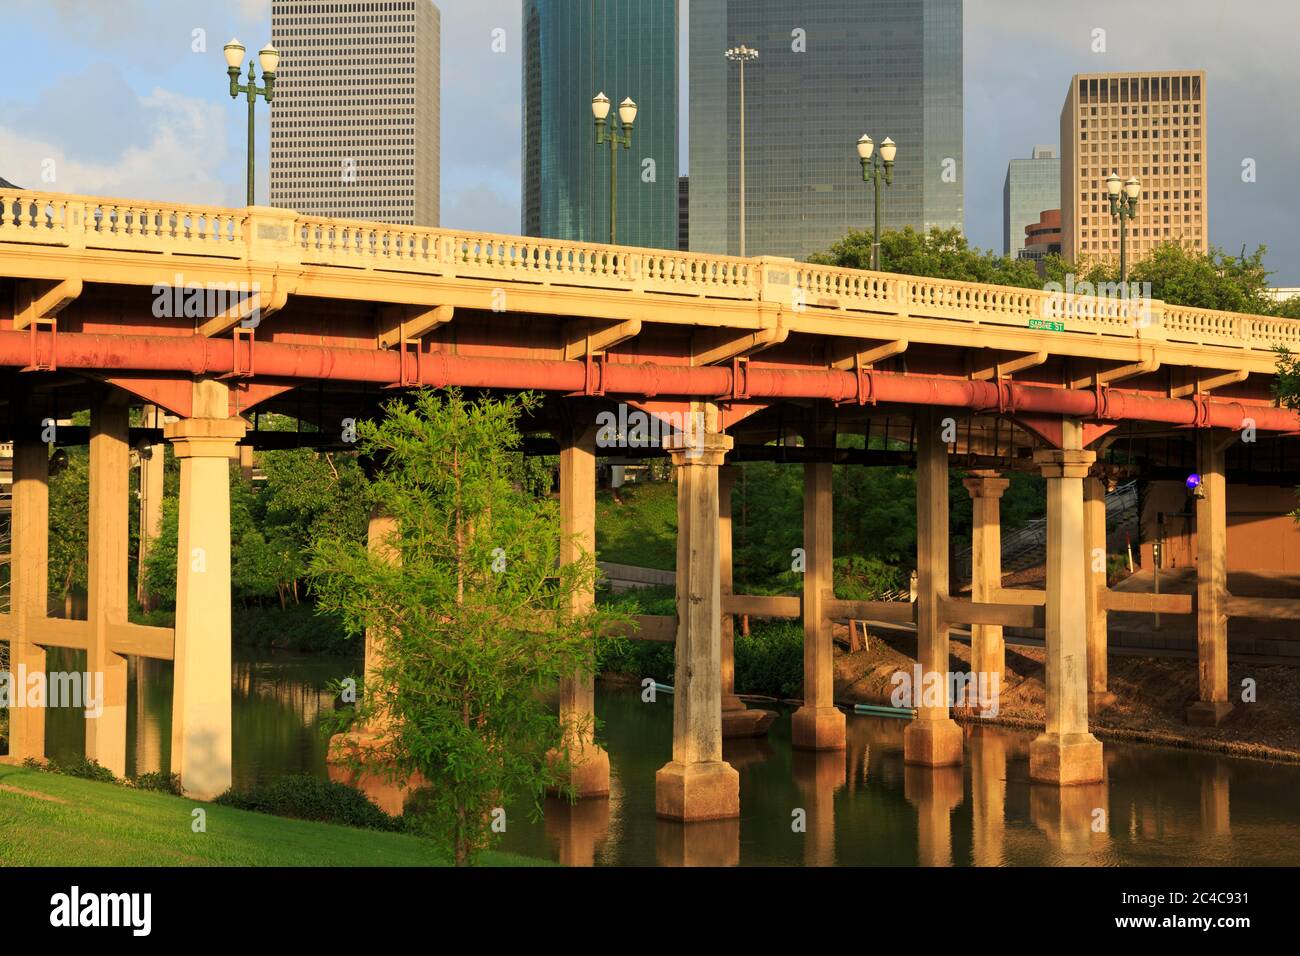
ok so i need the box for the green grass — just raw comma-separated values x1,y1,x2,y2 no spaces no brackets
596,481,677,570
0,765,550,867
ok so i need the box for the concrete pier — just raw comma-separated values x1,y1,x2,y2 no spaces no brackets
656,403,739,822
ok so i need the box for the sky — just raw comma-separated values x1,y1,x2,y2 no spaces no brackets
1,0,1296,282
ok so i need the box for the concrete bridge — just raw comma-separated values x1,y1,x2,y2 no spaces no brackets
2,187,1299,818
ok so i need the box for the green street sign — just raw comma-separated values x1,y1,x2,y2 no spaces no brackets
1029,319,1065,332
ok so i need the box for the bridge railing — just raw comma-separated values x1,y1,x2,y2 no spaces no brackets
1,189,244,257
3,187,1297,353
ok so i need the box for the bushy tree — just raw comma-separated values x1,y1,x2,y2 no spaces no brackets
309,388,622,866
1074,241,1274,314
809,226,1046,288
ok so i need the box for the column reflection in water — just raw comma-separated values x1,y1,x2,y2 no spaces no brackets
129,657,165,777
543,791,613,868
542,768,622,867
791,749,846,867
655,818,740,867
1029,769,1110,861
905,763,964,867
969,725,1008,866
1199,758,1231,837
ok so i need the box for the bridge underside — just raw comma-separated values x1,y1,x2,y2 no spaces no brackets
3,201,1298,817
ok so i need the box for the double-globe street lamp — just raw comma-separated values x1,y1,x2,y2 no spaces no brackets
1106,171,1142,286
224,38,280,206
592,92,638,244
856,134,896,272
725,45,758,257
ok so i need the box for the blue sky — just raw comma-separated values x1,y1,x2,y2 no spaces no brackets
2,0,1296,281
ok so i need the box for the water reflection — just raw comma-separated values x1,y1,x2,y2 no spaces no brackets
656,818,740,867
39,651,1300,866
46,648,351,790
791,750,844,866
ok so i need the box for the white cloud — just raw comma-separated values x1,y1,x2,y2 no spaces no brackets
0,87,238,206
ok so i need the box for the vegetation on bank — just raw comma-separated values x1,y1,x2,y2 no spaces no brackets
0,765,545,867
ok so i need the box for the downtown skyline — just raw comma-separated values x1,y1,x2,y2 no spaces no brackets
0,0,1297,280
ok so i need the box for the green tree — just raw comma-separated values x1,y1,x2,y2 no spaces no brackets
309,388,621,866
810,226,1046,288
1276,347,1300,410
1074,241,1274,314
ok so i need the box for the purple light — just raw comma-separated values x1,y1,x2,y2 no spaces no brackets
1186,473,1202,491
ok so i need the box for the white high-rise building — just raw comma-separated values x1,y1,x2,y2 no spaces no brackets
270,0,440,226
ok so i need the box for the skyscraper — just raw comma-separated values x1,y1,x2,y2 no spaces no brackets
270,0,440,226
522,0,679,250
689,0,962,260
1059,71,1207,265
1003,146,1059,257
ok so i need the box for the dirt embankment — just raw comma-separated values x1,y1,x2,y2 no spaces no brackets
832,623,1300,764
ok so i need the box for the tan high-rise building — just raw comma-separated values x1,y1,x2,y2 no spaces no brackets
270,0,440,226
1060,71,1206,266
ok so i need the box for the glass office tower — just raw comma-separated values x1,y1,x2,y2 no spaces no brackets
522,0,679,250
690,0,962,260
1003,146,1060,257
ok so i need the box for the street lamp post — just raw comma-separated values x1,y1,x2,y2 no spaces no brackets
592,92,637,245
1106,171,1142,286
856,134,896,272
725,45,758,257
224,38,279,207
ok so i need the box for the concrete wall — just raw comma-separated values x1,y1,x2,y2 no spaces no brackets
1140,481,1300,572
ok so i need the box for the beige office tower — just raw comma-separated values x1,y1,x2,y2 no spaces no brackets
1060,71,1206,266
270,0,440,226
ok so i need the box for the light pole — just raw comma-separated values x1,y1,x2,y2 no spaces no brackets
592,92,637,244
1106,171,1142,286
856,134,896,272
224,38,279,207
725,45,758,257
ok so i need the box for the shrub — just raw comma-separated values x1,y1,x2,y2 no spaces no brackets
133,771,183,795
734,621,804,699
214,774,404,832
38,756,120,784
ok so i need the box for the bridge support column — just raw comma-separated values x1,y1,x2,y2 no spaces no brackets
165,382,246,800
327,505,399,764
656,406,739,821
7,436,49,761
85,397,130,778
1031,428,1103,785
136,405,166,609
904,409,963,766
555,420,609,798
963,472,1009,700
792,422,845,751
1188,431,1233,726
363,507,398,733
1084,475,1114,713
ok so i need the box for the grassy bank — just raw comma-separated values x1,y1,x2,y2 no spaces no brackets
0,765,548,866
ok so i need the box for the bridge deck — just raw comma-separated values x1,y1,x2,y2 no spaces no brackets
2,189,1297,381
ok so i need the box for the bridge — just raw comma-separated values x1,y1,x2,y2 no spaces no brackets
2,186,1299,818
